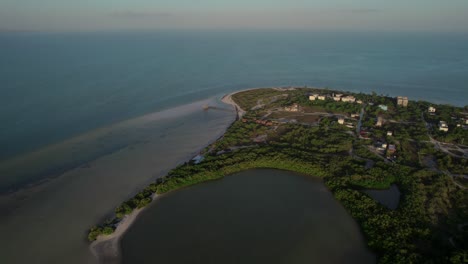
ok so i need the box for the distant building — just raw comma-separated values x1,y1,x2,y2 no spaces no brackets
376,116,384,127
351,113,360,118
356,100,363,104
345,122,354,128
284,103,300,112
439,121,449,132
387,131,393,136
338,118,345,125
378,105,388,111
397,96,408,107
387,145,397,156
309,94,319,101
428,106,436,113
318,95,326,100
333,93,343,102
341,96,356,103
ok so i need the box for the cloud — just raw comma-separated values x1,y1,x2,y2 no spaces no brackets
109,11,174,19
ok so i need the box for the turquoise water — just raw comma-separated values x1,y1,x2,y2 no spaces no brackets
122,169,375,264
1,31,468,163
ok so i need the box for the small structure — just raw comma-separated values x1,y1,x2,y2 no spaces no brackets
338,118,345,125
428,106,436,113
388,144,397,154
341,95,356,103
284,103,300,112
387,131,393,136
192,155,204,164
345,122,354,128
397,96,408,107
356,100,363,104
376,116,384,127
309,94,319,101
439,121,449,132
318,95,326,100
351,113,360,118
378,105,388,111
333,93,343,102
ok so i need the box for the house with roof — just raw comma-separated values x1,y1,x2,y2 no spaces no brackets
428,106,436,113
397,96,408,107
439,121,449,132
341,95,356,103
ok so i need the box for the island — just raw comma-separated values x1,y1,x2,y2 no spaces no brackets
89,87,468,264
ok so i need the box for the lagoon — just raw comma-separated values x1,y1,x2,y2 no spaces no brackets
121,169,375,264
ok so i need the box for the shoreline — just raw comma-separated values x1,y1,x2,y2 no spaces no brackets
89,91,248,264
89,193,158,264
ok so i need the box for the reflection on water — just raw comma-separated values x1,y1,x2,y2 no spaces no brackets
0,97,235,264
122,169,375,264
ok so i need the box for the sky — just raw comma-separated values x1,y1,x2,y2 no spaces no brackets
1,0,468,32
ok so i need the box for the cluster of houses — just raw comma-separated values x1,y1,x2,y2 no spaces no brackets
308,93,363,104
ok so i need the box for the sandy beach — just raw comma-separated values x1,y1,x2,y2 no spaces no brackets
89,89,265,263
90,193,159,264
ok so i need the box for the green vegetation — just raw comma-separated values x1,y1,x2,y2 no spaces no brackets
88,88,467,264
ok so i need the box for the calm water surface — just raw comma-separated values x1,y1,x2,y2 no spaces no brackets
122,169,375,264
364,184,401,210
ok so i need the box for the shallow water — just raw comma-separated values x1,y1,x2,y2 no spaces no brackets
121,169,375,264
0,99,235,264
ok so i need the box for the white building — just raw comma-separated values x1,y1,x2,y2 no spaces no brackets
387,131,393,136
439,121,449,132
338,118,345,125
318,95,326,100
428,106,436,113
341,96,356,103
356,100,363,104
309,94,319,101
284,104,300,112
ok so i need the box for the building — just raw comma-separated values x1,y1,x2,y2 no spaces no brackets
284,104,300,112
356,100,363,104
351,113,360,118
333,93,343,102
378,105,388,111
387,144,397,155
309,94,319,101
338,118,345,125
428,106,436,113
318,95,326,100
387,131,393,136
341,96,356,103
439,121,449,132
397,96,408,107
376,116,384,127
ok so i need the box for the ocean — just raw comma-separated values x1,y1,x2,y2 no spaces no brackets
0,30,467,264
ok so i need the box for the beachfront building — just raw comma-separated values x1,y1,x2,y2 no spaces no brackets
318,95,326,100
309,94,319,101
338,118,345,125
397,96,409,107
439,121,449,132
332,93,343,102
428,106,436,113
341,95,356,103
